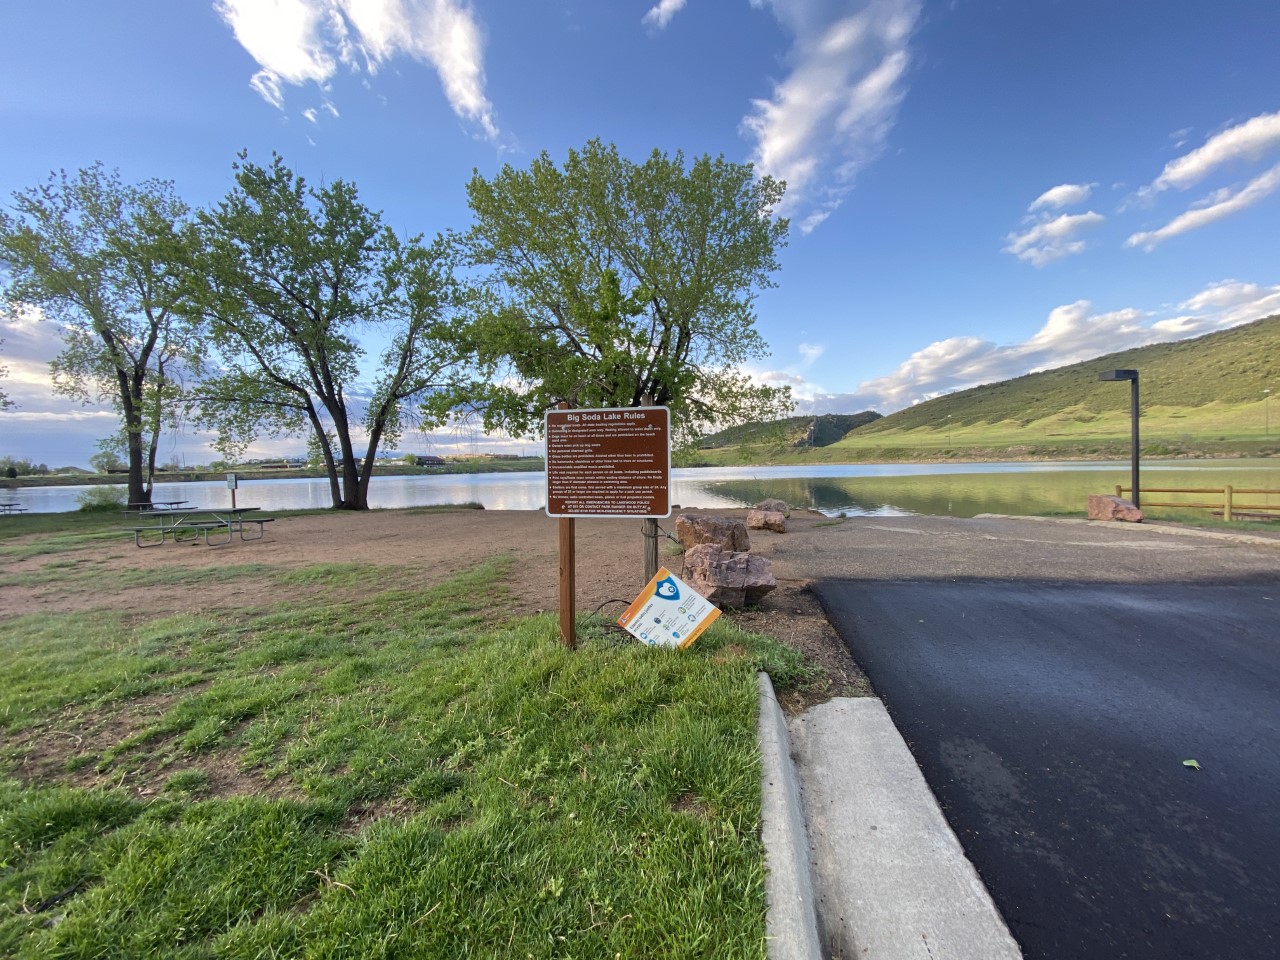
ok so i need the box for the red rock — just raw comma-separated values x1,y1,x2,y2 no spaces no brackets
747,509,787,532
756,498,791,517
683,543,777,608
674,514,751,552
1087,494,1144,522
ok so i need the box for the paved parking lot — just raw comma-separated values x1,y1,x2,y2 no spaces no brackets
779,517,1280,960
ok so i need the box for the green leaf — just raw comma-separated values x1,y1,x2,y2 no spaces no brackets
1182,759,1202,771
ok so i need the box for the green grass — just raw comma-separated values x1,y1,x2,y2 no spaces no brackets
0,559,806,958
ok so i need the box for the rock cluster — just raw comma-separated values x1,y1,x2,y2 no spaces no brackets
674,500,792,607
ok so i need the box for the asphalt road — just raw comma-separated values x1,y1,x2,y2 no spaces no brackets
794,518,1280,960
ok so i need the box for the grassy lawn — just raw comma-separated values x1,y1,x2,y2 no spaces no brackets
0,552,810,958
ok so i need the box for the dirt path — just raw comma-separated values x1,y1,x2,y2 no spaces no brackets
4,507,867,704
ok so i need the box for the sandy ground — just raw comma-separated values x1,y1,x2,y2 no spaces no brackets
4,507,868,708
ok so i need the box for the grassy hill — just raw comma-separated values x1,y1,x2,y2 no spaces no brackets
689,314,1280,465
697,412,881,450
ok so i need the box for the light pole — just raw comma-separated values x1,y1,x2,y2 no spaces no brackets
1099,369,1140,509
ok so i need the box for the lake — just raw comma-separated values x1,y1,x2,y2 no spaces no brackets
9,460,1280,517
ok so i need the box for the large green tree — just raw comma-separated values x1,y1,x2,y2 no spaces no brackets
0,164,198,507
184,154,474,510
462,139,793,444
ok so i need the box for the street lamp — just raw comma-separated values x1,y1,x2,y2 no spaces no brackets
1099,369,1140,508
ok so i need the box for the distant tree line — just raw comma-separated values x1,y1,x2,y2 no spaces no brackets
0,142,792,509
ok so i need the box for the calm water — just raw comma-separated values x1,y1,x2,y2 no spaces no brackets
9,460,1280,517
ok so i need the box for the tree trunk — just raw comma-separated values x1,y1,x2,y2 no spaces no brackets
331,415,365,510
305,407,343,510
125,425,150,508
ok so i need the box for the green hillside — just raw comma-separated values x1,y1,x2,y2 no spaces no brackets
690,314,1280,465
698,411,881,450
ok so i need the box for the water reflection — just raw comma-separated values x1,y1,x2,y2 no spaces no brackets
8,459,1280,516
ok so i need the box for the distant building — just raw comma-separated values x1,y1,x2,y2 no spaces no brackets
414,455,446,466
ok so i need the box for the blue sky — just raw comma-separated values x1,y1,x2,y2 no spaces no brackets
3,0,1280,466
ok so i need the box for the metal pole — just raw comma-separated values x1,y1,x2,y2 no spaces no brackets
1130,376,1140,510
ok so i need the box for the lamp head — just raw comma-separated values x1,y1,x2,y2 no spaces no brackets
1098,369,1138,382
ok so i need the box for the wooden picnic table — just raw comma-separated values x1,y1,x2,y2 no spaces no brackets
0,501,27,515
127,506,274,547
126,499,191,512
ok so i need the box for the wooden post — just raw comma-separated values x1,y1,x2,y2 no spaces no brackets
559,515,576,648
640,391,658,583
1224,485,1234,522
643,518,659,583
1115,484,1123,498
556,401,576,649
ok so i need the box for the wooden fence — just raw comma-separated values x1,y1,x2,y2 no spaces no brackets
1116,486,1280,521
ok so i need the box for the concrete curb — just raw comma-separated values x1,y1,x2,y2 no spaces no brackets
761,675,1023,959
758,672,822,960
788,698,1022,960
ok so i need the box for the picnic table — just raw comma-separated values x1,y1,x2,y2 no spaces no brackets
0,501,27,515
126,500,191,512
127,506,274,547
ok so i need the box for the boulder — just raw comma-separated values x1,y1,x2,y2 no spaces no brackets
1087,494,1144,522
675,514,751,552
683,543,777,608
756,498,791,517
747,509,787,533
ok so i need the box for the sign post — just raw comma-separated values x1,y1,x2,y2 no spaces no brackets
226,472,238,510
545,406,672,648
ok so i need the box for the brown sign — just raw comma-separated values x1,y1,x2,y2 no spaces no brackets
545,407,671,517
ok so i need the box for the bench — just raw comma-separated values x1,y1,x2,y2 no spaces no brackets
235,517,275,542
129,516,275,547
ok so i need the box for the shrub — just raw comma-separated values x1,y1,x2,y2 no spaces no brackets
76,485,128,512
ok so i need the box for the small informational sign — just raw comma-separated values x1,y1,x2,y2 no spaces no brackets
618,567,720,650
226,473,238,489
545,406,670,518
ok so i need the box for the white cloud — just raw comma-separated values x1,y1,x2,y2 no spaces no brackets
742,0,922,234
1126,162,1280,250
302,107,319,123
797,342,824,366
1177,279,1280,329
214,0,498,139
1004,211,1105,266
642,0,688,30
250,70,287,109
1027,182,1094,212
1144,109,1280,194
782,278,1280,416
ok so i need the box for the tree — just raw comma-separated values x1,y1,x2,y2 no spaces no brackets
462,139,793,445
0,165,198,507
89,434,127,473
0,337,12,410
184,154,475,510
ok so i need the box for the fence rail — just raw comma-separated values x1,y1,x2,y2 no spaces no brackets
1116,485,1280,521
